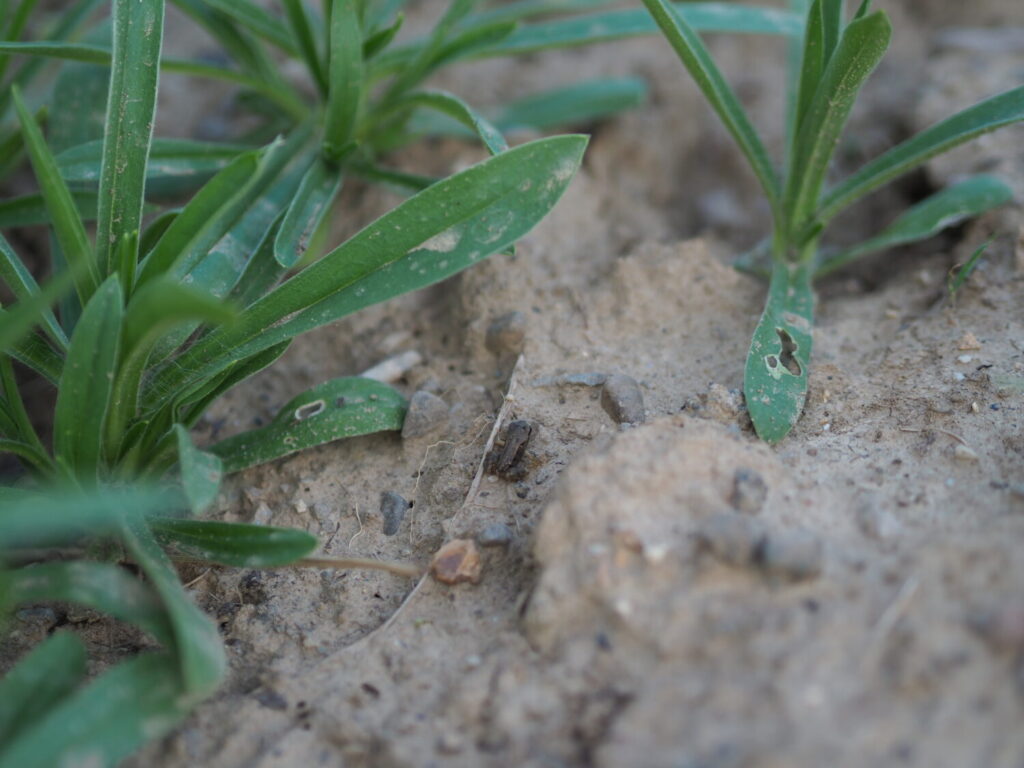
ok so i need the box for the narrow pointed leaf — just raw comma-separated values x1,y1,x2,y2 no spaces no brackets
784,9,890,231
744,263,815,444
149,518,318,567
400,89,508,154
11,86,98,305
324,0,363,158
282,0,327,95
0,633,86,748
0,653,199,768
53,276,122,477
95,0,165,276
817,85,1024,226
816,175,1013,276
792,0,824,146
58,138,251,187
144,135,588,401
174,425,223,515
0,232,67,349
210,377,406,473
199,0,297,54
274,158,342,267
641,0,782,218
496,78,647,131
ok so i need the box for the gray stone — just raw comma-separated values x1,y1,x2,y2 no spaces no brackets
379,491,409,536
758,530,823,581
478,523,513,547
601,373,646,425
401,390,449,439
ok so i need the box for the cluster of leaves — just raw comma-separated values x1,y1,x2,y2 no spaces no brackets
642,0,1023,443
0,0,802,763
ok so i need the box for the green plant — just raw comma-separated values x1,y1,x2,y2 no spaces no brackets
0,1,803,762
642,0,1023,443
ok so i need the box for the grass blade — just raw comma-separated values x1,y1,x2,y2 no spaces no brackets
0,633,86,748
11,86,98,305
0,232,67,349
273,157,342,268
817,85,1024,226
210,377,406,473
641,0,782,219
816,175,1013,276
144,134,587,400
324,0,363,159
174,424,223,515
791,0,823,151
95,0,165,277
744,262,815,444
398,89,508,154
283,0,327,95
784,9,890,235
0,653,199,768
0,190,104,227
149,518,318,566
52,276,122,479
496,78,647,131
200,0,297,54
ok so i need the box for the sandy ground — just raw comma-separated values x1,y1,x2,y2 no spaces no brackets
5,1,1024,766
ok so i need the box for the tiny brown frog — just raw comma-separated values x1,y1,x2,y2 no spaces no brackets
485,419,534,480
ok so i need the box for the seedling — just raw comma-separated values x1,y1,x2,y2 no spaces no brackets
947,238,990,302
642,0,1023,442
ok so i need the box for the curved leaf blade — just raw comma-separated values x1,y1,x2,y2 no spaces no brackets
210,377,406,473
174,424,223,515
400,89,508,154
150,518,318,567
273,158,342,268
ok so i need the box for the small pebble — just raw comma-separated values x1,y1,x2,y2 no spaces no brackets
601,373,645,425
954,444,979,463
696,512,762,566
730,467,768,514
431,539,482,584
485,311,527,358
401,391,449,439
758,530,823,581
478,523,513,547
379,491,409,536
957,354,974,364
957,331,982,350
253,502,273,525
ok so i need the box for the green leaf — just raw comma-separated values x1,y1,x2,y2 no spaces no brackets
641,0,782,220
149,518,318,566
744,262,815,444
0,232,67,350
138,209,179,256
53,276,123,479
11,85,98,306
274,158,343,268
784,9,890,234
5,332,63,384
817,85,1024,227
174,424,223,515
283,0,327,95
0,438,52,473
0,190,104,228
363,10,403,59
210,376,406,473
0,40,111,64
0,653,201,768
816,175,1013,276
399,89,508,154
6,561,175,646
95,0,165,277
58,138,251,187
325,0,363,158
462,0,617,26
116,514,226,696
0,633,86,748
948,239,989,299
199,0,298,54
791,0,825,150
144,135,588,400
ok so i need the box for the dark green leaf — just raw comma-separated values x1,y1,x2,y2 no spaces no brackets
399,89,508,154
200,0,297,54
0,232,67,350
0,190,104,228
816,175,1012,276
784,9,890,233
53,276,122,478
283,0,327,95
211,376,406,473
495,78,647,131
150,518,318,566
817,85,1024,226
325,0,363,158
95,0,165,277
58,138,252,186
